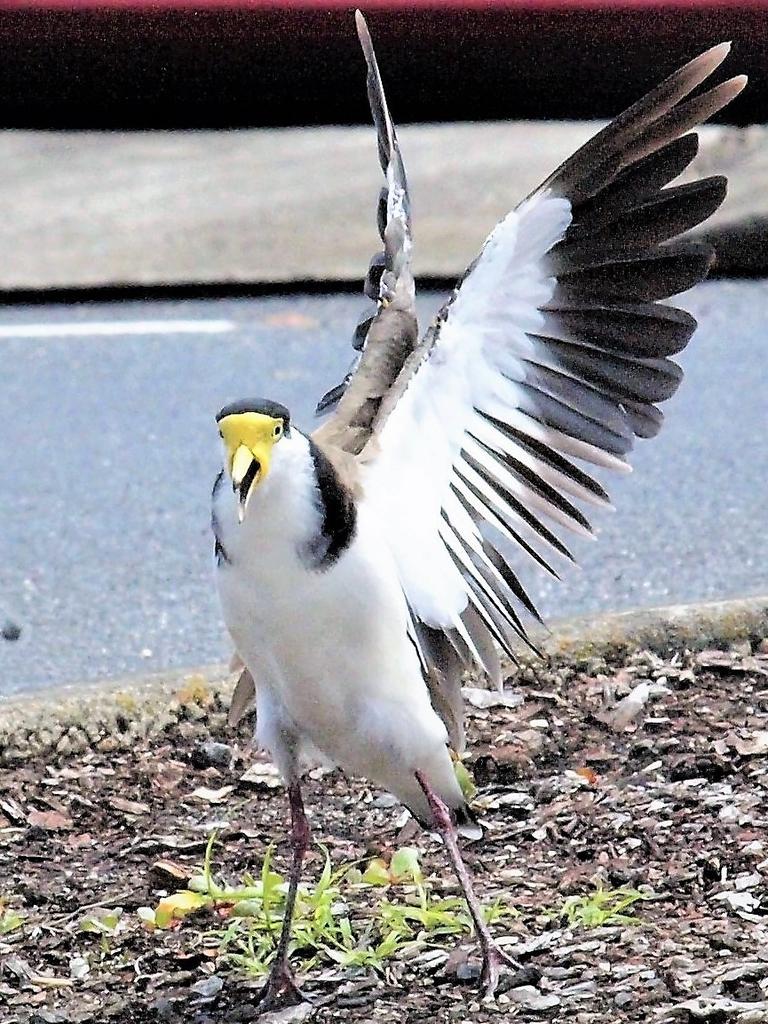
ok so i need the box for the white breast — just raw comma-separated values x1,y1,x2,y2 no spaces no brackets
212,429,465,820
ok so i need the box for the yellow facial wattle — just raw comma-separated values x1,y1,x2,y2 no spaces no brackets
218,411,285,519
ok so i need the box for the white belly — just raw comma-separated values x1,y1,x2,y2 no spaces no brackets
216,498,449,789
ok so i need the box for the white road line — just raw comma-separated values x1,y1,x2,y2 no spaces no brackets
0,319,235,339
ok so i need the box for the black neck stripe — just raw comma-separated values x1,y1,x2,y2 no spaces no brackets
303,440,357,571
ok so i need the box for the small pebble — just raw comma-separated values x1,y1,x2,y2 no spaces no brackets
508,986,561,1010
455,961,481,982
1,619,21,641
190,974,224,1001
191,741,233,770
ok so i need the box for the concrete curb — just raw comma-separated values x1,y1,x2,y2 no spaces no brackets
0,664,235,767
0,122,765,292
531,594,768,665
1,595,766,767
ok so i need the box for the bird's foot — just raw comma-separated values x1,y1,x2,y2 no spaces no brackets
479,938,522,999
256,959,308,1015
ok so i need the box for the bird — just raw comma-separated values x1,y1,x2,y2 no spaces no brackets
211,10,745,1008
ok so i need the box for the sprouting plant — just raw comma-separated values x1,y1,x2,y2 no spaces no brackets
258,844,284,935
0,907,24,935
78,906,126,955
361,846,424,886
209,844,351,976
556,885,650,929
139,832,514,978
453,759,478,802
320,915,412,969
378,891,469,939
79,908,124,935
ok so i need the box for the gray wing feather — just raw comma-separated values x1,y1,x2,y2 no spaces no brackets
314,11,418,453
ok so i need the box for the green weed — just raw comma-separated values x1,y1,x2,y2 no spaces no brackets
140,832,513,976
0,907,24,935
555,885,649,929
78,908,123,935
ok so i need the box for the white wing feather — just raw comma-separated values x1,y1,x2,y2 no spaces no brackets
365,193,572,630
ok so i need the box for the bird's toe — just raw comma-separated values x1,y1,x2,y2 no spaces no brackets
256,961,309,1015
479,940,523,1000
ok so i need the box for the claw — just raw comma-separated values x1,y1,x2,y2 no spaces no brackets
256,960,308,1015
480,940,523,999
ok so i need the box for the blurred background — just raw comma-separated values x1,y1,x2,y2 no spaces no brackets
0,0,765,129
1,0,766,695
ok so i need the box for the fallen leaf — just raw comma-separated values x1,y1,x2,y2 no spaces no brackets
5,956,74,988
27,809,73,831
603,680,670,732
240,763,283,789
65,832,94,850
150,760,187,795
667,996,768,1019
361,858,390,886
712,890,760,913
112,797,150,816
69,956,90,980
79,908,123,935
188,786,234,804
695,650,735,670
731,731,768,756
155,891,208,929
151,859,192,883
462,686,524,709
137,906,157,931
0,797,26,825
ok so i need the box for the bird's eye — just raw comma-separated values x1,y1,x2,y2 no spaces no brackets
274,423,283,438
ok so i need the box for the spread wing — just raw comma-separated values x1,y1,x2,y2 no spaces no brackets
357,43,745,725
314,10,418,454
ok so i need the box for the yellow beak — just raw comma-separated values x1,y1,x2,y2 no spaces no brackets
231,445,258,490
230,444,265,522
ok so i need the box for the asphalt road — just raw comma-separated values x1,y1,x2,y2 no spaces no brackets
1,280,766,696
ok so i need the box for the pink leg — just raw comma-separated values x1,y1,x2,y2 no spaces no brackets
415,770,519,998
257,780,311,1012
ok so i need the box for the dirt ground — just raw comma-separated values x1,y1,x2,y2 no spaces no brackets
1,642,767,1024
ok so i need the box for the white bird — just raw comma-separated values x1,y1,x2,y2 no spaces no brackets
211,11,744,1007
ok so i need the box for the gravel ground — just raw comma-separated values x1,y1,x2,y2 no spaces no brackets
1,640,768,1023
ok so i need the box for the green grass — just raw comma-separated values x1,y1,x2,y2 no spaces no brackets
554,885,650,929
138,833,514,976
136,835,648,979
